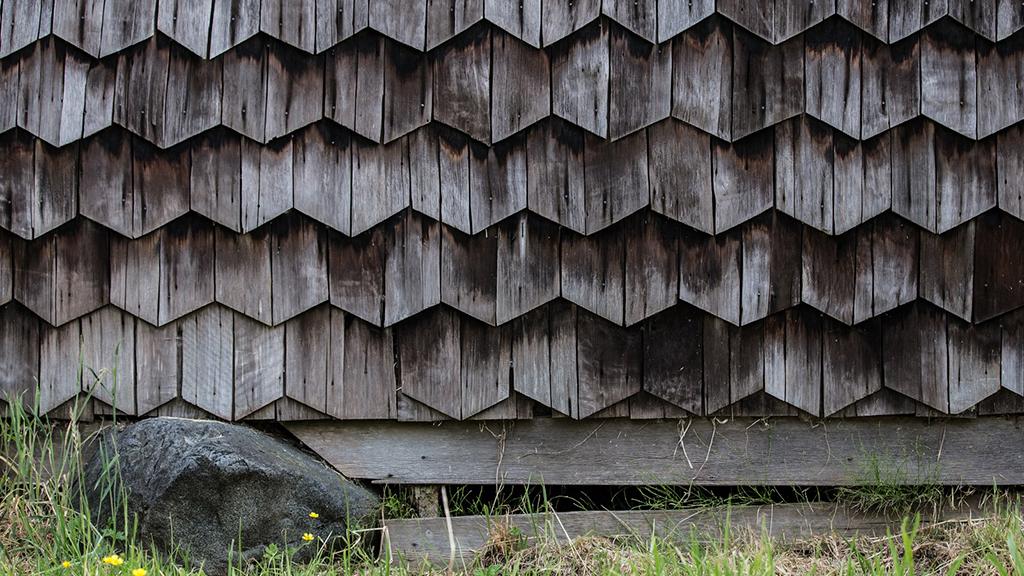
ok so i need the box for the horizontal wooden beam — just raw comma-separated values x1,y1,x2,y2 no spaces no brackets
286,417,1024,485
385,503,986,566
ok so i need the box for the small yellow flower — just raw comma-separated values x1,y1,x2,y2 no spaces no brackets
61,561,72,568
102,554,124,566
302,532,315,542
308,511,320,519
132,569,148,576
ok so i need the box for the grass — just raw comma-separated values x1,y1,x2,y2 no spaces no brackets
4,398,1024,575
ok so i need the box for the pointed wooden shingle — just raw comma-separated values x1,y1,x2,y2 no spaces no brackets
221,39,268,143
921,20,977,139
679,228,743,326
215,225,272,324
888,0,948,42
209,0,261,57
433,25,490,143
0,304,41,409
642,304,702,414
731,28,804,140
973,211,1024,322
0,132,78,240
135,313,182,415
114,36,170,146
977,33,1024,139
292,123,352,234
491,31,550,142
496,214,560,324
717,0,772,41
260,0,316,53
52,0,104,56
486,0,541,46
740,212,802,325
264,44,323,142
551,21,608,138
602,0,655,42
560,225,625,325
542,0,600,46
836,0,889,41
861,36,920,139
659,0,714,42
180,305,234,420
526,118,587,234
712,128,773,233
16,40,93,147
397,306,462,418
823,317,882,415
460,313,513,416
774,0,835,42
608,22,671,140
370,0,427,49
351,135,410,235
110,216,216,326
671,17,732,141
330,312,397,419
999,124,1024,222
426,0,483,49
80,307,137,415
763,307,822,416
270,214,329,324
241,136,294,232
583,129,649,233
883,302,950,413
947,317,1001,414
13,218,109,327
233,313,285,419
648,120,714,234
157,0,214,58
804,19,862,138
0,0,53,58
575,306,642,418
441,225,498,324
283,305,330,413
324,34,383,142
624,213,681,325
100,0,156,57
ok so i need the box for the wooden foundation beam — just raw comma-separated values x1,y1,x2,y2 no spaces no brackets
286,417,1024,486
384,502,990,566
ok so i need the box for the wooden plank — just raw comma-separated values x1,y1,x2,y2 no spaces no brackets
495,214,560,324
39,318,82,414
100,0,155,57
382,211,441,326
113,37,170,146
270,214,329,324
440,225,498,324
774,0,834,42
889,0,948,42
426,0,482,49
135,317,181,415
773,308,822,416
739,213,801,325
53,0,105,56
110,217,215,326
436,127,473,233
801,226,856,324
131,137,191,236
883,303,950,413
642,304,702,414
330,312,397,419
509,306,552,410
973,211,1024,323
833,131,891,235
861,38,920,139
560,225,625,325
287,416,1024,484
241,136,293,232
717,0,771,40
78,131,131,237
80,307,136,415
541,0,599,46
180,305,234,420
157,0,213,57
526,118,586,234
382,41,432,143
648,120,713,233
583,129,648,233
774,117,835,234
920,21,977,139
823,317,882,415
325,34,383,142
0,304,40,409
486,0,541,47
369,0,427,49
977,33,1024,138
233,313,285,419
608,20,670,140
731,28,803,140
575,308,642,418
387,503,983,566
836,0,888,41
433,25,490,143
16,40,90,147
805,20,861,138
920,220,975,322
624,214,680,325
711,129,773,233
264,44,323,142
351,135,410,235
672,17,732,141
397,306,462,418
551,21,607,138
491,30,549,142
14,218,109,327
292,123,352,234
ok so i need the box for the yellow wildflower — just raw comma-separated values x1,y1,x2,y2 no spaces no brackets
102,554,124,566
61,561,72,568
132,569,148,576
302,533,315,542
308,511,319,519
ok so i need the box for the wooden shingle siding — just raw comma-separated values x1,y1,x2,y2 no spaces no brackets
5,3,1024,422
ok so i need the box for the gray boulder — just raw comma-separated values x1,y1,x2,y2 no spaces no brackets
82,417,379,575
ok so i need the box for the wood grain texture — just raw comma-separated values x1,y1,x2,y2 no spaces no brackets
233,313,285,419
648,120,713,234
491,31,549,142
433,25,490,143
731,29,803,140
551,21,608,138
583,129,649,233
0,132,78,239
542,0,600,46
712,129,773,233
496,214,560,324
883,302,950,413
921,21,977,139
672,17,732,141
286,416,1024,484
426,0,483,49
608,22,670,140
560,225,625,325
526,118,586,233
